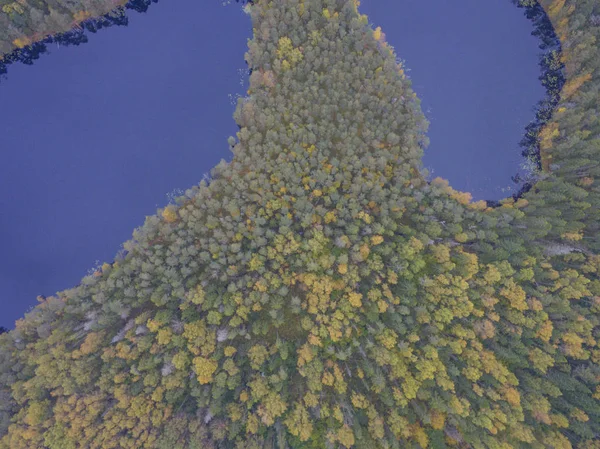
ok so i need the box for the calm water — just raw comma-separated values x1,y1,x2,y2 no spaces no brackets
0,0,544,329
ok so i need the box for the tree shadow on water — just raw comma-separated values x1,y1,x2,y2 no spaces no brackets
0,0,161,81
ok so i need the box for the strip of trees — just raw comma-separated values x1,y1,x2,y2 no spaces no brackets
0,0,598,448
0,0,159,78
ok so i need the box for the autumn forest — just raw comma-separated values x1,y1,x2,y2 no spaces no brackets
1,0,600,448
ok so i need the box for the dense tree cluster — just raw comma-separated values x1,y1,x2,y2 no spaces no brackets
0,0,159,77
512,0,600,255
500,0,566,204
0,0,599,448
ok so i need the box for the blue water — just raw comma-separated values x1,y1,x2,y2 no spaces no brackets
0,0,544,328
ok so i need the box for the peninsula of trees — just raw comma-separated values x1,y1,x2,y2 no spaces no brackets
0,0,599,448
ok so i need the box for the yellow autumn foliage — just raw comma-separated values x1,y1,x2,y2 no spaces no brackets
347,291,362,308
192,356,218,384
73,10,91,22
373,26,382,41
371,235,384,245
547,0,566,18
337,425,355,448
1,0,599,447
562,73,592,99
12,36,31,49
161,206,178,223
430,410,446,430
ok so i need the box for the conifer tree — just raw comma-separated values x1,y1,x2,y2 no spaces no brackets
0,0,599,448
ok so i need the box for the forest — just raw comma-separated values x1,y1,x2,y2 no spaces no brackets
0,0,158,76
1,0,600,448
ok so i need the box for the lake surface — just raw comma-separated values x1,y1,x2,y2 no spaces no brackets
359,0,545,199
0,0,545,329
